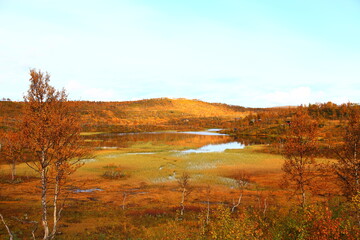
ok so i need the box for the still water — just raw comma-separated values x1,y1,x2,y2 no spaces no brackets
182,142,244,153
83,129,246,153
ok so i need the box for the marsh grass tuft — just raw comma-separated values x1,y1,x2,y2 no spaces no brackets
102,164,126,179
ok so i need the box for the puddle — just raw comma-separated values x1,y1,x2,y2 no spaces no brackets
207,128,223,132
181,142,244,154
128,191,150,195
73,188,103,193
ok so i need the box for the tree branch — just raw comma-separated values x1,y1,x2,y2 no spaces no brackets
0,214,13,240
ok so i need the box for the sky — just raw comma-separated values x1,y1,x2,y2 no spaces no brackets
0,0,359,107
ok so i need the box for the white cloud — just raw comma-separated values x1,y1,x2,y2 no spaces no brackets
83,88,116,101
262,87,325,107
65,80,82,91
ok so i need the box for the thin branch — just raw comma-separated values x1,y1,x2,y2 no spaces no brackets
231,192,243,213
25,161,41,173
12,216,38,240
122,192,127,211
0,214,14,240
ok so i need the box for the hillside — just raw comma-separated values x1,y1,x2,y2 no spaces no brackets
77,98,253,131
0,98,254,132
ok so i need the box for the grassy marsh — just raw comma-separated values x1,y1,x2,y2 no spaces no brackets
0,131,336,239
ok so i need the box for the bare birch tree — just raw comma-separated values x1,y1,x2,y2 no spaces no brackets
177,172,192,216
231,172,249,213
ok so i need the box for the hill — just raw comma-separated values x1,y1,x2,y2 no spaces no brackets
0,98,254,132
77,98,253,131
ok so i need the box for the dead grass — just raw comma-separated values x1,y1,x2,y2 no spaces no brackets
0,143,341,239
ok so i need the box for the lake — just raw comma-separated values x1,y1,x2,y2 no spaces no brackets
83,129,246,153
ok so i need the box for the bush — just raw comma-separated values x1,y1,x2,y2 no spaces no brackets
200,205,262,240
102,165,126,179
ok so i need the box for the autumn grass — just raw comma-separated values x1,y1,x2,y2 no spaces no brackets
0,143,337,239
80,132,107,136
71,144,284,189
0,143,315,192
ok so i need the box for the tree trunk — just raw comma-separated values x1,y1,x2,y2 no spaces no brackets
180,188,186,216
206,196,210,225
231,192,243,213
11,161,16,181
50,174,60,240
301,185,306,208
122,192,127,211
300,158,306,208
355,143,359,191
41,166,49,240
263,197,267,216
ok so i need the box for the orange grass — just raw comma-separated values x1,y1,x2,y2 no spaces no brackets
0,144,341,239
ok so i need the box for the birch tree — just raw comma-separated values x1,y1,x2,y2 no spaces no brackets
177,172,192,217
334,106,360,197
0,130,24,181
231,172,249,213
281,109,319,207
22,69,88,240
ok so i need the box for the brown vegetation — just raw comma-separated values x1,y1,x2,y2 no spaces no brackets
0,97,253,134
333,107,360,198
1,70,360,239
281,109,319,207
0,69,90,239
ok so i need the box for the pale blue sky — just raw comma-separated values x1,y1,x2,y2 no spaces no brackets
1,0,359,107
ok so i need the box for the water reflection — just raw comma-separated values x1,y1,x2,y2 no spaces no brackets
177,131,226,136
82,130,271,153
234,135,278,145
83,131,233,149
73,188,103,193
182,142,244,154
207,128,223,132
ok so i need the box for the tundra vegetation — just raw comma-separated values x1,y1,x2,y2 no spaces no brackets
1,70,360,239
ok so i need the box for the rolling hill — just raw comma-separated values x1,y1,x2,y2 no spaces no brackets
0,98,255,132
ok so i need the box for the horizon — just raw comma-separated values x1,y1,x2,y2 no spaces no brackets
1,0,359,107
1,96,355,109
